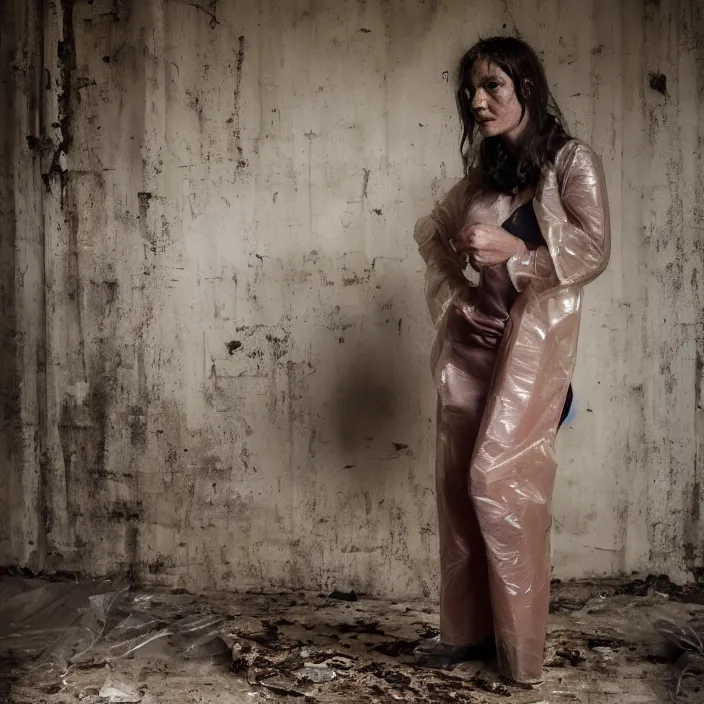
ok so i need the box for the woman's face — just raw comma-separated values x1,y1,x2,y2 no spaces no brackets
470,59,527,143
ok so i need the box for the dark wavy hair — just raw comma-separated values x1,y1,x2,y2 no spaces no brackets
457,36,571,193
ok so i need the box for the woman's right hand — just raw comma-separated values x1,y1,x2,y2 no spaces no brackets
452,224,527,268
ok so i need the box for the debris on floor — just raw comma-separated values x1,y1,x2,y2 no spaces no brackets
1,574,704,703
655,617,704,696
97,670,152,703
328,590,359,603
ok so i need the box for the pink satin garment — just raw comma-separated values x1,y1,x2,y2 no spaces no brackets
414,140,610,684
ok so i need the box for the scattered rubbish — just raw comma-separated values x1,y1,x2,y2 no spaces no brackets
417,626,439,639
324,655,354,670
98,671,149,703
0,582,232,680
249,670,309,698
673,651,704,697
614,574,704,604
338,619,385,635
587,636,624,649
229,638,266,673
549,596,589,613
232,621,281,648
372,639,418,657
555,648,585,666
656,618,703,653
645,653,671,664
545,655,569,668
549,692,581,701
296,663,337,683
471,674,511,696
358,662,411,690
654,618,704,696
328,590,358,602
392,443,409,451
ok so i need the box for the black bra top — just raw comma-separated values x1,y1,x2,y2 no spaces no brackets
501,201,545,248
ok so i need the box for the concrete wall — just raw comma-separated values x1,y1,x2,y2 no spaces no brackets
0,0,47,572
1,0,702,597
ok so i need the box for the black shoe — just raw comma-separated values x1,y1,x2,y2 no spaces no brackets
413,635,496,670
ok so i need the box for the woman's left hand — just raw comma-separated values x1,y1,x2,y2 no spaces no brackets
453,224,527,268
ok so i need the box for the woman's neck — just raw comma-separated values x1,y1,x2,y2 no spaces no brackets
501,112,529,154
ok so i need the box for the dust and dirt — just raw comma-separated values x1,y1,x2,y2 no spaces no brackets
1,576,703,703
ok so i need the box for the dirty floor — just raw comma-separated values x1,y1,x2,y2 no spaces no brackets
1,575,703,703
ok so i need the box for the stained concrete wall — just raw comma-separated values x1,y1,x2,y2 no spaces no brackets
1,0,702,597
0,0,47,572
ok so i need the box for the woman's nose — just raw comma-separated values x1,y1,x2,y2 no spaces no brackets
472,89,487,111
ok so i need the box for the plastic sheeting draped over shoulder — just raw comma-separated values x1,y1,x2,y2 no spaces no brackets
414,140,610,684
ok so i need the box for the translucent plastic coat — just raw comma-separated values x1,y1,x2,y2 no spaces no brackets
414,140,610,684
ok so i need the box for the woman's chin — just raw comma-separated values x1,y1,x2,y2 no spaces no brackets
478,124,501,138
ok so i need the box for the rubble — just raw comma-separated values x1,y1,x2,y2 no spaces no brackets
2,576,704,702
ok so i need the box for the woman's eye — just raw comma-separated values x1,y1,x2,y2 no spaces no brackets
487,81,499,90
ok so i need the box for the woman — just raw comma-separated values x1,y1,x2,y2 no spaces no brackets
412,37,610,685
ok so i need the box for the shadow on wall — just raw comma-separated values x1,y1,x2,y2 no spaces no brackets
326,265,418,466
332,345,395,456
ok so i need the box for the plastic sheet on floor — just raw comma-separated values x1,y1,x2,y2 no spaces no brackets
0,577,229,682
654,617,704,696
